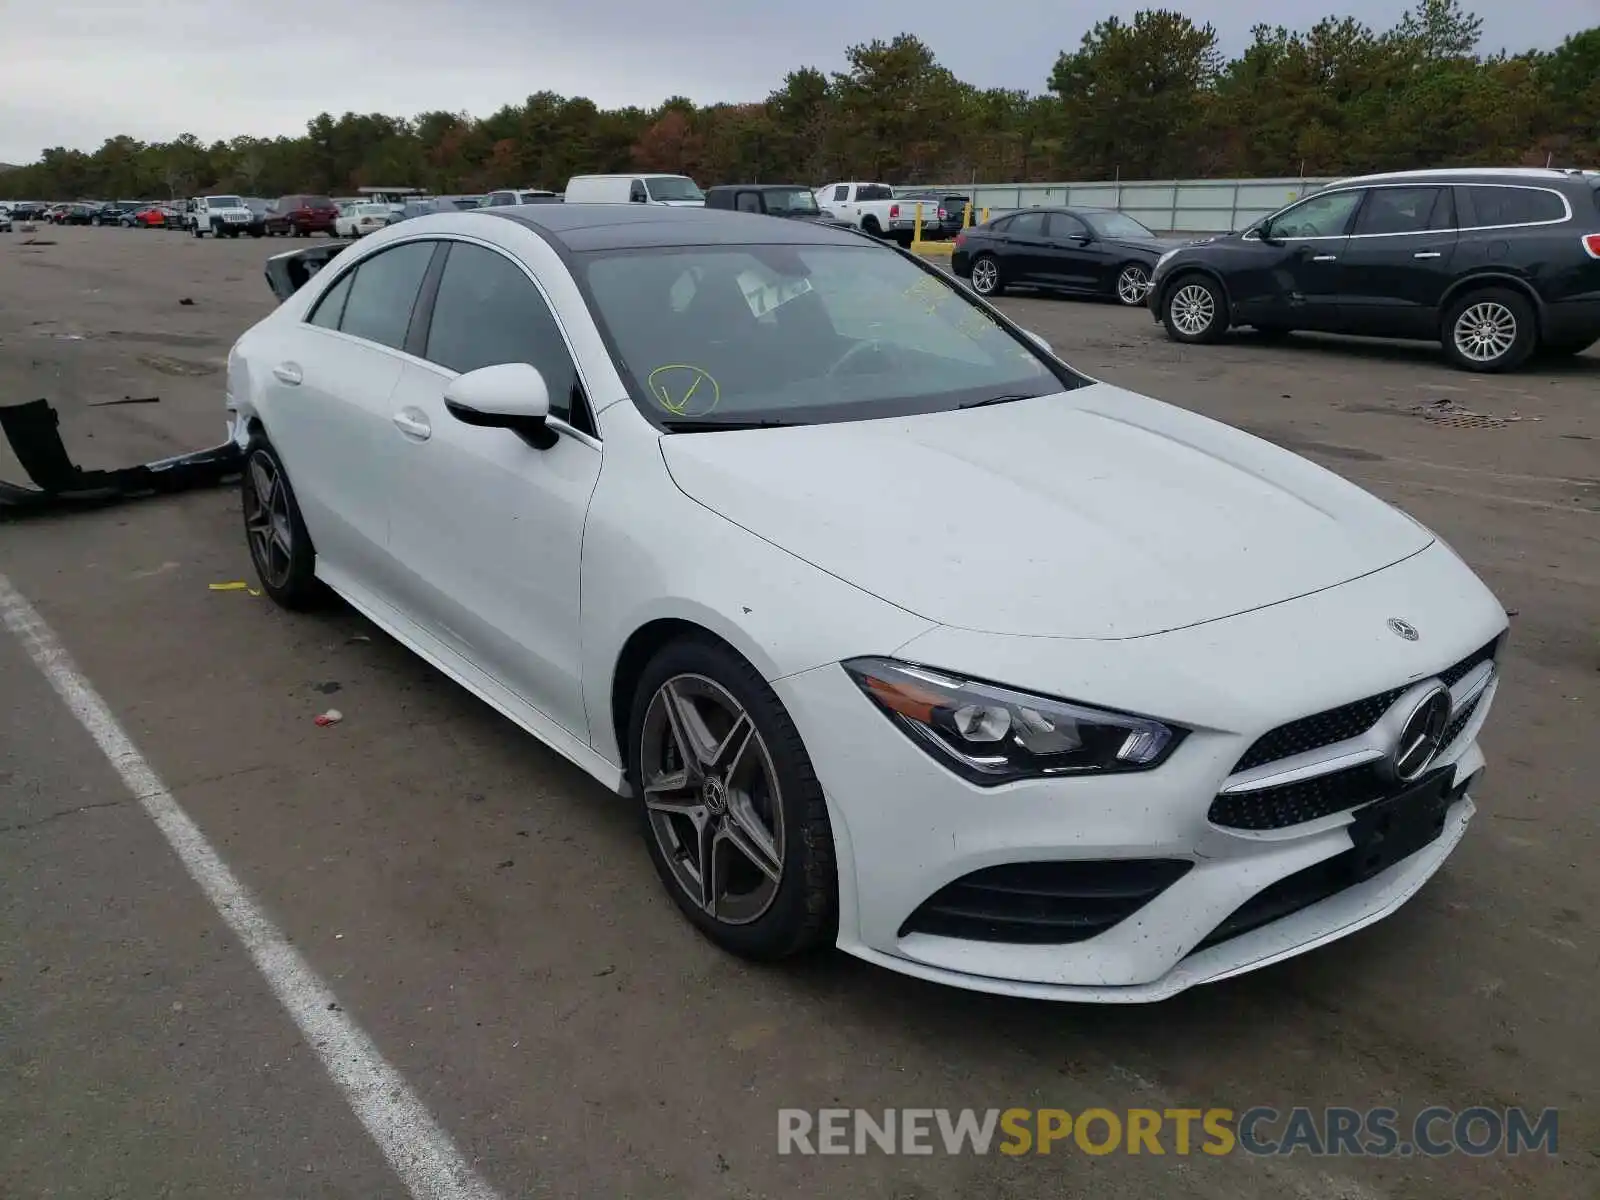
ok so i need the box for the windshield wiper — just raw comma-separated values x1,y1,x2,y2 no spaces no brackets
660,417,796,432
958,393,1038,410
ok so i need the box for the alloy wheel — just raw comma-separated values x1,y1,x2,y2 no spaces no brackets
970,258,999,295
243,451,295,590
1116,265,1151,305
1452,302,1517,364
1170,283,1215,336
640,674,785,925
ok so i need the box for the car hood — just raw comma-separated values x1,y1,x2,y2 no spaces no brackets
659,384,1433,640
1105,235,1191,254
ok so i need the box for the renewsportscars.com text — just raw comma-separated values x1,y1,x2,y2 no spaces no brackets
777,1106,1559,1158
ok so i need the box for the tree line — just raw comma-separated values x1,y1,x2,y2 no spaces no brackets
2,1,1596,202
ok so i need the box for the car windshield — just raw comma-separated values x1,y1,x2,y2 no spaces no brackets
766,189,819,215
208,196,242,208
645,177,705,202
359,204,389,215
1082,211,1156,240
305,196,333,208
580,243,1073,428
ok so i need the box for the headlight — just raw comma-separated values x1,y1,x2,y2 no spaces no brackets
842,658,1183,786
1154,249,1180,275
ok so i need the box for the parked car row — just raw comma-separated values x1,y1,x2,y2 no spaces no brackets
947,167,1600,373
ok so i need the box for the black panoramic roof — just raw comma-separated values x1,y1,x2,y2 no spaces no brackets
484,203,868,251
1327,167,1600,191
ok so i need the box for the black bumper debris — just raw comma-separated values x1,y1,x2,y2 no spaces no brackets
0,398,241,515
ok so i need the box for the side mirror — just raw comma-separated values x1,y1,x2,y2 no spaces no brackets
1020,329,1052,354
1255,222,1280,246
1069,233,1092,245
443,362,558,449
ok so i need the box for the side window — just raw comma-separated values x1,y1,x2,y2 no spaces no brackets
307,269,354,329
337,241,436,350
832,185,849,202
628,180,648,203
1007,211,1047,238
423,242,582,426
1047,213,1088,240
1269,190,1363,239
735,192,762,214
1463,186,1566,228
1352,187,1447,236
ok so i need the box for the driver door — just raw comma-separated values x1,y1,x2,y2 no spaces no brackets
1233,189,1365,330
383,239,601,740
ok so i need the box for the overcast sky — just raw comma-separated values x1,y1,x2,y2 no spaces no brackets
1,1,1591,163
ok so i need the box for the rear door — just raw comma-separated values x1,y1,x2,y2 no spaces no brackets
1334,185,1458,337
996,210,1052,284
261,239,439,593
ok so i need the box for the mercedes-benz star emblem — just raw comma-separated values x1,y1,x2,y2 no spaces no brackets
1391,685,1452,781
701,775,728,817
1387,618,1420,641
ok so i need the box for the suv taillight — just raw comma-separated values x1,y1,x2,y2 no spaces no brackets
890,204,900,220
1583,233,1600,259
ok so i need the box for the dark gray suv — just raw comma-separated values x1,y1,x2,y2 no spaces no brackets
1148,168,1600,372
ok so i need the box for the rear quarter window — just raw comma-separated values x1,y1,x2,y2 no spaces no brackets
1463,186,1567,228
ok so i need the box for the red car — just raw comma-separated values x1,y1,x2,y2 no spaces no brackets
133,205,175,228
265,194,340,237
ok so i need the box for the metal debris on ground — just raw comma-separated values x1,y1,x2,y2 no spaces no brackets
0,397,242,514
178,298,195,306
208,581,259,595
314,709,344,727
1409,398,1516,429
88,395,161,407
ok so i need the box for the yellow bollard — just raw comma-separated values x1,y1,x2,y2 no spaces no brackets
981,206,989,223
913,202,923,246
964,201,974,228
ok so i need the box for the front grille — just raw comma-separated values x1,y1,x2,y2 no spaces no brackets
1232,636,1501,774
1440,690,1483,750
1209,764,1393,831
899,859,1192,945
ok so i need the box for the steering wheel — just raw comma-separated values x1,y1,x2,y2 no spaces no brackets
826,338,899,379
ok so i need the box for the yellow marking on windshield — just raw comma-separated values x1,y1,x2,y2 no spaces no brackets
647,363,721,416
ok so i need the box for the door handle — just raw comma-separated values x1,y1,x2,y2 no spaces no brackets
1311,254,1338,262
392,409,431,440
272,362,303,386
1413,251,1442,259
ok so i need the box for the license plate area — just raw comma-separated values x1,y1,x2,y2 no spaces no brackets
1346,768,1453,881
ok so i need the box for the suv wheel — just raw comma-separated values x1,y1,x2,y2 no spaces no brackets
1442,288,1535,373
1160,273,1228,343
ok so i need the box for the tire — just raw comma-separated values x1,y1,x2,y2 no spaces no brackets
968,253,1003,297
1160,272,1228,344
627,634,836,961
241,436,323,610
1113,262,1151,306
193,226,204,238
861,217,883,238
1441,287,1536,373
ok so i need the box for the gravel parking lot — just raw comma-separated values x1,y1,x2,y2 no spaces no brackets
2,225,1594,1200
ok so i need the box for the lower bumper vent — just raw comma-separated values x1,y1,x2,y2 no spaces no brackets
899,859,1192,945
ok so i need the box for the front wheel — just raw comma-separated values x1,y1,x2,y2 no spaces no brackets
968,253,1003,297
1442,288,1536,373
628,636,836,961
1160,273,1228,343
242,437,322,610
1114,263,1151,306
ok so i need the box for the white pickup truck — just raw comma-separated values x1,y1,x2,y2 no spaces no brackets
814,181,926,245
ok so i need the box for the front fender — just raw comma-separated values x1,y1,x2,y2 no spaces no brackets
578,412,936,768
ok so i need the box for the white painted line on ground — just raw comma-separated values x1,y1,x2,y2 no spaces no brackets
0,572,503,1200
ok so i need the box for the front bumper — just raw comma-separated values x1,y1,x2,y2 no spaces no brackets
773,539,1506,1001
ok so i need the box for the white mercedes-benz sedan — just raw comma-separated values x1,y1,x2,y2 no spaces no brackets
227,205,1508,1002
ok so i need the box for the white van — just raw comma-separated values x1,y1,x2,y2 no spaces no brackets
562,174,705,207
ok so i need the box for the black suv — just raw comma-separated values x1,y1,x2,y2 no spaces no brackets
1147,168,1600,372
